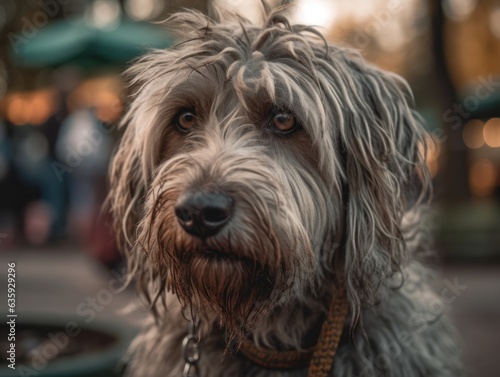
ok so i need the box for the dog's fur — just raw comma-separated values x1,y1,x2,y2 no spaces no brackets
109,4,463,377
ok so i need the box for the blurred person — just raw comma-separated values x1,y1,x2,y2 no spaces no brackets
56,106,118,267
0,112,67,246
0,118,41,247
12,123,58,245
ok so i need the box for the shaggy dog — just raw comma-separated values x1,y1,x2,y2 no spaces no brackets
109,4,463,377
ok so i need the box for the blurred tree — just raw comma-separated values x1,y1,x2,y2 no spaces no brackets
429,0,470,204
1,0,66,92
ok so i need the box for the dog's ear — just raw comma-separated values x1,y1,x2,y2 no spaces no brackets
108,123,144,253
337,60,431,317
108,64,157,255
108,101,163,304
108,51,173,255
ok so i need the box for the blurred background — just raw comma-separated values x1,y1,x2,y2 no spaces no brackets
0,0,498,376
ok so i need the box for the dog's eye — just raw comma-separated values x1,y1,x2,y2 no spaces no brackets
269,111,298,134
174,110,196,132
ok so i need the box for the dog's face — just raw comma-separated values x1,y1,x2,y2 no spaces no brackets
109,8,430,338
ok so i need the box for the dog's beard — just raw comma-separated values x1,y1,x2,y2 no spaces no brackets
142,195,296,343
168,249,277,342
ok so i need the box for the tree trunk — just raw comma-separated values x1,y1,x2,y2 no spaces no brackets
428,0,470,204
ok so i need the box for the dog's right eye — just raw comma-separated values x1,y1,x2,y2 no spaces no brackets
174,110,196,132
267,109,300,136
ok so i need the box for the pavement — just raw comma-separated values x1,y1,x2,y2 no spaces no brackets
0,247,499,376
441,266,500,377
0,246,146,324
0,246,147,377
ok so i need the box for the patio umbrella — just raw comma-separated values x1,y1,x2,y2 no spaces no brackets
12,17,174,68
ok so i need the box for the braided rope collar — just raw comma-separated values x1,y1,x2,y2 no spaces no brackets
238,286,349,377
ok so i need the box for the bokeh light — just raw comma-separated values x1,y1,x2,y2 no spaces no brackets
463,119,484,149
5,91,55,126
214,0,263,24
469,158,497,197
483,118,500,148
89,0,121,29
443,0,477,21
125,0,163,21
294,0,337,30
6,95,24,126
489,6,500,38
95,91,122,123
67,76,122,119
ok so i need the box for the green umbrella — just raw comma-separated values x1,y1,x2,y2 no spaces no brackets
12,17,174,68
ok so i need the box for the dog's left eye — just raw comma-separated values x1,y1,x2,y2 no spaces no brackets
174,110,196,132
269,111,298,135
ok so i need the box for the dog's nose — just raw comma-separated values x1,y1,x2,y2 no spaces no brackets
174,191,233,238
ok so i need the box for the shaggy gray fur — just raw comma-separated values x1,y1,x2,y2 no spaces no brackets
109,4,464,376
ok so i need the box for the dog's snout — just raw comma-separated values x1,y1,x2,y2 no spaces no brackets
174,191,233,238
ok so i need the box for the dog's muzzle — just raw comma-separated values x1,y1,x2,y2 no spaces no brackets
174,190,234,239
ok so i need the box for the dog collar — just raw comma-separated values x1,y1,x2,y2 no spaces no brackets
238,285,349,377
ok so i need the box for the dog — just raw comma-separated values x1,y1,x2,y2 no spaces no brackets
109,4,464,377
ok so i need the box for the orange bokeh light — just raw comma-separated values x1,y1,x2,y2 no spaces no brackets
469,159,497,197
7,96,26,126
463,119,484,149
5,91,55,126
95,91,123,123
67,76,123,122
483,118,500,148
